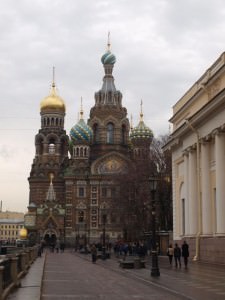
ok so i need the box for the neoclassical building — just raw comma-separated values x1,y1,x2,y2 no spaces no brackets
165,52,225,263
25,41,153,246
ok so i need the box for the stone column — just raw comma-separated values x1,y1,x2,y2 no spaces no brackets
20,252,27,274
183,152,190,235
201,140,212,234
188,148,198,235
215,131,225,234
0,266,4,299
10,256,19,287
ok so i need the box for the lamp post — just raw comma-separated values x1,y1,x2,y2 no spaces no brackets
102,205,107,260
149,177,160,277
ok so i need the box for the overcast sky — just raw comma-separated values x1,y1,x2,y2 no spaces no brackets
1,0,225,213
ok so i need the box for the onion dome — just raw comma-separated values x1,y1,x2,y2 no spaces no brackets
70,102,93,144
40,69,65,113
101,32,116,65
101,51,116,65
130,102,153,142
19,228,28,239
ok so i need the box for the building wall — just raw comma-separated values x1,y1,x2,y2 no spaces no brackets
0,212,24,243
166,52,225,263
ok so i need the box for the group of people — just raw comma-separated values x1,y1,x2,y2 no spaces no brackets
167,241,189,268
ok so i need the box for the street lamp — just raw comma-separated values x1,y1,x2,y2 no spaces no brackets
102,205,107,260
149,177,160,277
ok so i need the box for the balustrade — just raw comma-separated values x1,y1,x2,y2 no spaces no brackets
0,246,38,300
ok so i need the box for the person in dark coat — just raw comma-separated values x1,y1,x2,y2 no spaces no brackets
174,243,181,268
181,240,189,268
91,244,97,263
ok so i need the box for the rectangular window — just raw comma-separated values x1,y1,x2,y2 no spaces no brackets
92,193,97,198
92,186,97,192
92,216,97,221
102,187,107,197
92,209,97,214
111,187,116,198
92,222,96,227
79,187,84,197
92,199,97,205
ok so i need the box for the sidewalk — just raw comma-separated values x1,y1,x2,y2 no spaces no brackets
41,250,184,300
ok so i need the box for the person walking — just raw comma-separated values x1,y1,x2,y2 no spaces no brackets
91,244,97,263
174,243,181,268
55,239,60,253
182,240,189,268
167,244,174,265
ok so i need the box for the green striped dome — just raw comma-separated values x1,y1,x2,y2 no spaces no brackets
101,51,116,65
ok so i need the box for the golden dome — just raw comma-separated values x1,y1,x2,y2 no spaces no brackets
19,228,28,239
40,82,66,113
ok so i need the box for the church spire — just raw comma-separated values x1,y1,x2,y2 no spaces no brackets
52,66,56,88
46,173,56,202
140,100,144,122
107,31,111,52
80,97,84,120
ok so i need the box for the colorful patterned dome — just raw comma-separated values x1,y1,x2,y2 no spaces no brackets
40,82,65,113
130,120,153,141
101,50,116,65
70,118,93,144
130,101,153,142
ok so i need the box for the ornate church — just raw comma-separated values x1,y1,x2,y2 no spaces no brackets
25,40,153,246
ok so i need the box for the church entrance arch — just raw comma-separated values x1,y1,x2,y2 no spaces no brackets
43,229,58,246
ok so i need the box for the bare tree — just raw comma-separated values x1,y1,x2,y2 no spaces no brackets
109,134,172,241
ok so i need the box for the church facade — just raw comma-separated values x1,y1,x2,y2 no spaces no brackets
25,41,153,247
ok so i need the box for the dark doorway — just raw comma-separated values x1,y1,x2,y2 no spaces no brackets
44,233,57,246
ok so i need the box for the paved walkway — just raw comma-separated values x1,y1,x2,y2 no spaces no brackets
41,251,183,300
7,250,225,300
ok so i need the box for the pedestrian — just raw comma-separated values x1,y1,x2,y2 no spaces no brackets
174,243,181,268
91,244,97,263
55,239,60,253
167,244,174,265
38,243,42,257
60,241,65,253
182,240,189,268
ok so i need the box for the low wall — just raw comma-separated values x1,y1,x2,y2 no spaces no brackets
0,246,38,300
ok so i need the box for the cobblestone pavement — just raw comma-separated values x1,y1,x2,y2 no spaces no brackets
41,250,225,300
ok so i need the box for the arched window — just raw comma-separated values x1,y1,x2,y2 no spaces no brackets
107,123,114,144
49,144,55,154
93,123,99,143
122,125,126,144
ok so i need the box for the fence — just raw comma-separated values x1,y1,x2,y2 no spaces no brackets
0,246,38,300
